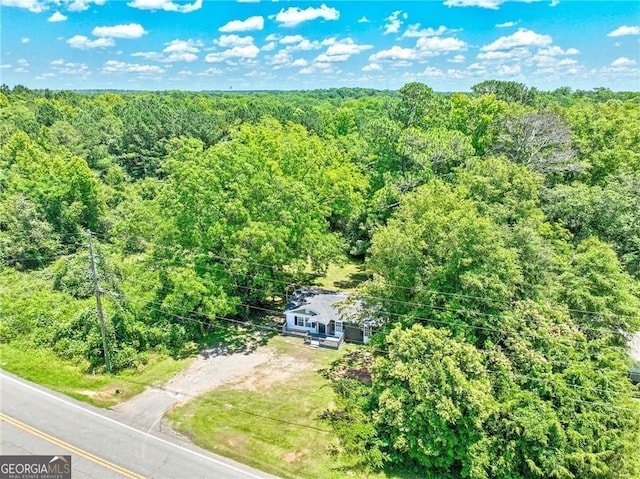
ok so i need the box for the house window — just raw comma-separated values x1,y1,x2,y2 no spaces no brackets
294,316,306,327
335,321,343,333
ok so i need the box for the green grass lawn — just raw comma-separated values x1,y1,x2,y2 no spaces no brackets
0,342,192,407
310,259,370,293
166,336,413,479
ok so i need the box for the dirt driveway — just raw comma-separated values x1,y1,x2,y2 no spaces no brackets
112,342,312,432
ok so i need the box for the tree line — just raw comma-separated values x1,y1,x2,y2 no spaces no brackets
1,81,639,478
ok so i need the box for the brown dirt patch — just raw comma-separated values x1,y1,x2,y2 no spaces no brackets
282,450,309,463
225,354,314,392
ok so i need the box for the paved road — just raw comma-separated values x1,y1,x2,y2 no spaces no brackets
0,370,278,479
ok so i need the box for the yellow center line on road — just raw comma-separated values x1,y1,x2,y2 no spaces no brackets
0,412,147,479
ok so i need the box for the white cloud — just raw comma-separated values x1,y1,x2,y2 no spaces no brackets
102,60,166,74
358,16,370,23
48,11,67,21
316,53,350,62
384,10,407,35
286,38,324,51
448,54,465,63
362,63,382,72
528,45,579,68
67,35,115,49
497,64,522,75
495,21,517,28
66,0,106,12
53,61,90,75
444,0,504,9
532,55,577,68
197,67,224,76
21,37,30,43
261,42,277,51
299,61,338,75
0,0,104,12
607,25,640,37
417,36,466,54
272,4,339,27
280,35,305,45
291,58,308,67
1,0,47,13
611,57,636,67
482,28,552,51
477,47,530,61
164,38,201,53
215,34,255,48
535,46,579,56
403,24,449,38
268,50,292,65
14,58,29,73
51,58,65,65
550,0,559,6
219,15,264,32
421,66,444,77
134,38,202,62
205,45,260,62
447,68,466,79
467,62,487,73
322,38,373,59
126,0,202,13
137,38,204,62
370,46,418,62
92,23,146,39
445,0,545,8
369,34,463,63
0,64,12,69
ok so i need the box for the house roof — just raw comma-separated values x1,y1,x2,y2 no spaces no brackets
285,289,348,325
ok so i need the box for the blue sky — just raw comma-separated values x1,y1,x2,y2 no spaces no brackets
1,0,639,91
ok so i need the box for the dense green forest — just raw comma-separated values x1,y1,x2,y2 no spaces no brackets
1,81,639,478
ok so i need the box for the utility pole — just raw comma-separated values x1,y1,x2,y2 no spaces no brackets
86,229,111,372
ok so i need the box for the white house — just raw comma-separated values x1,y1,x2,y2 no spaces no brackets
283,289,373,348
630,333,640,383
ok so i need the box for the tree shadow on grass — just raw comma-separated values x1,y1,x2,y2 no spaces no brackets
332,265,371,291
197,309,283,358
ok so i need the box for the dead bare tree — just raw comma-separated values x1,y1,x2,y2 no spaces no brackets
493,113,584,176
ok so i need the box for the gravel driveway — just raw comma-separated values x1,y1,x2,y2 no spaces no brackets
112,346,275,432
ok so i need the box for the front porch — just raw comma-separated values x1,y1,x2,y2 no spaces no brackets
305,331,345,349
281,325,345,349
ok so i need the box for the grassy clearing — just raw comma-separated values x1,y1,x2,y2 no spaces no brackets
166,336,413,479
0,342,192,407
310,259,370,293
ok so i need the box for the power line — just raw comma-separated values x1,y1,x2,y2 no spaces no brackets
120,271,633,355
115,254,635,347
115,242,640,328
4,249,638,413
116,236,640,322
131,296,640,401
4,248,635,355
